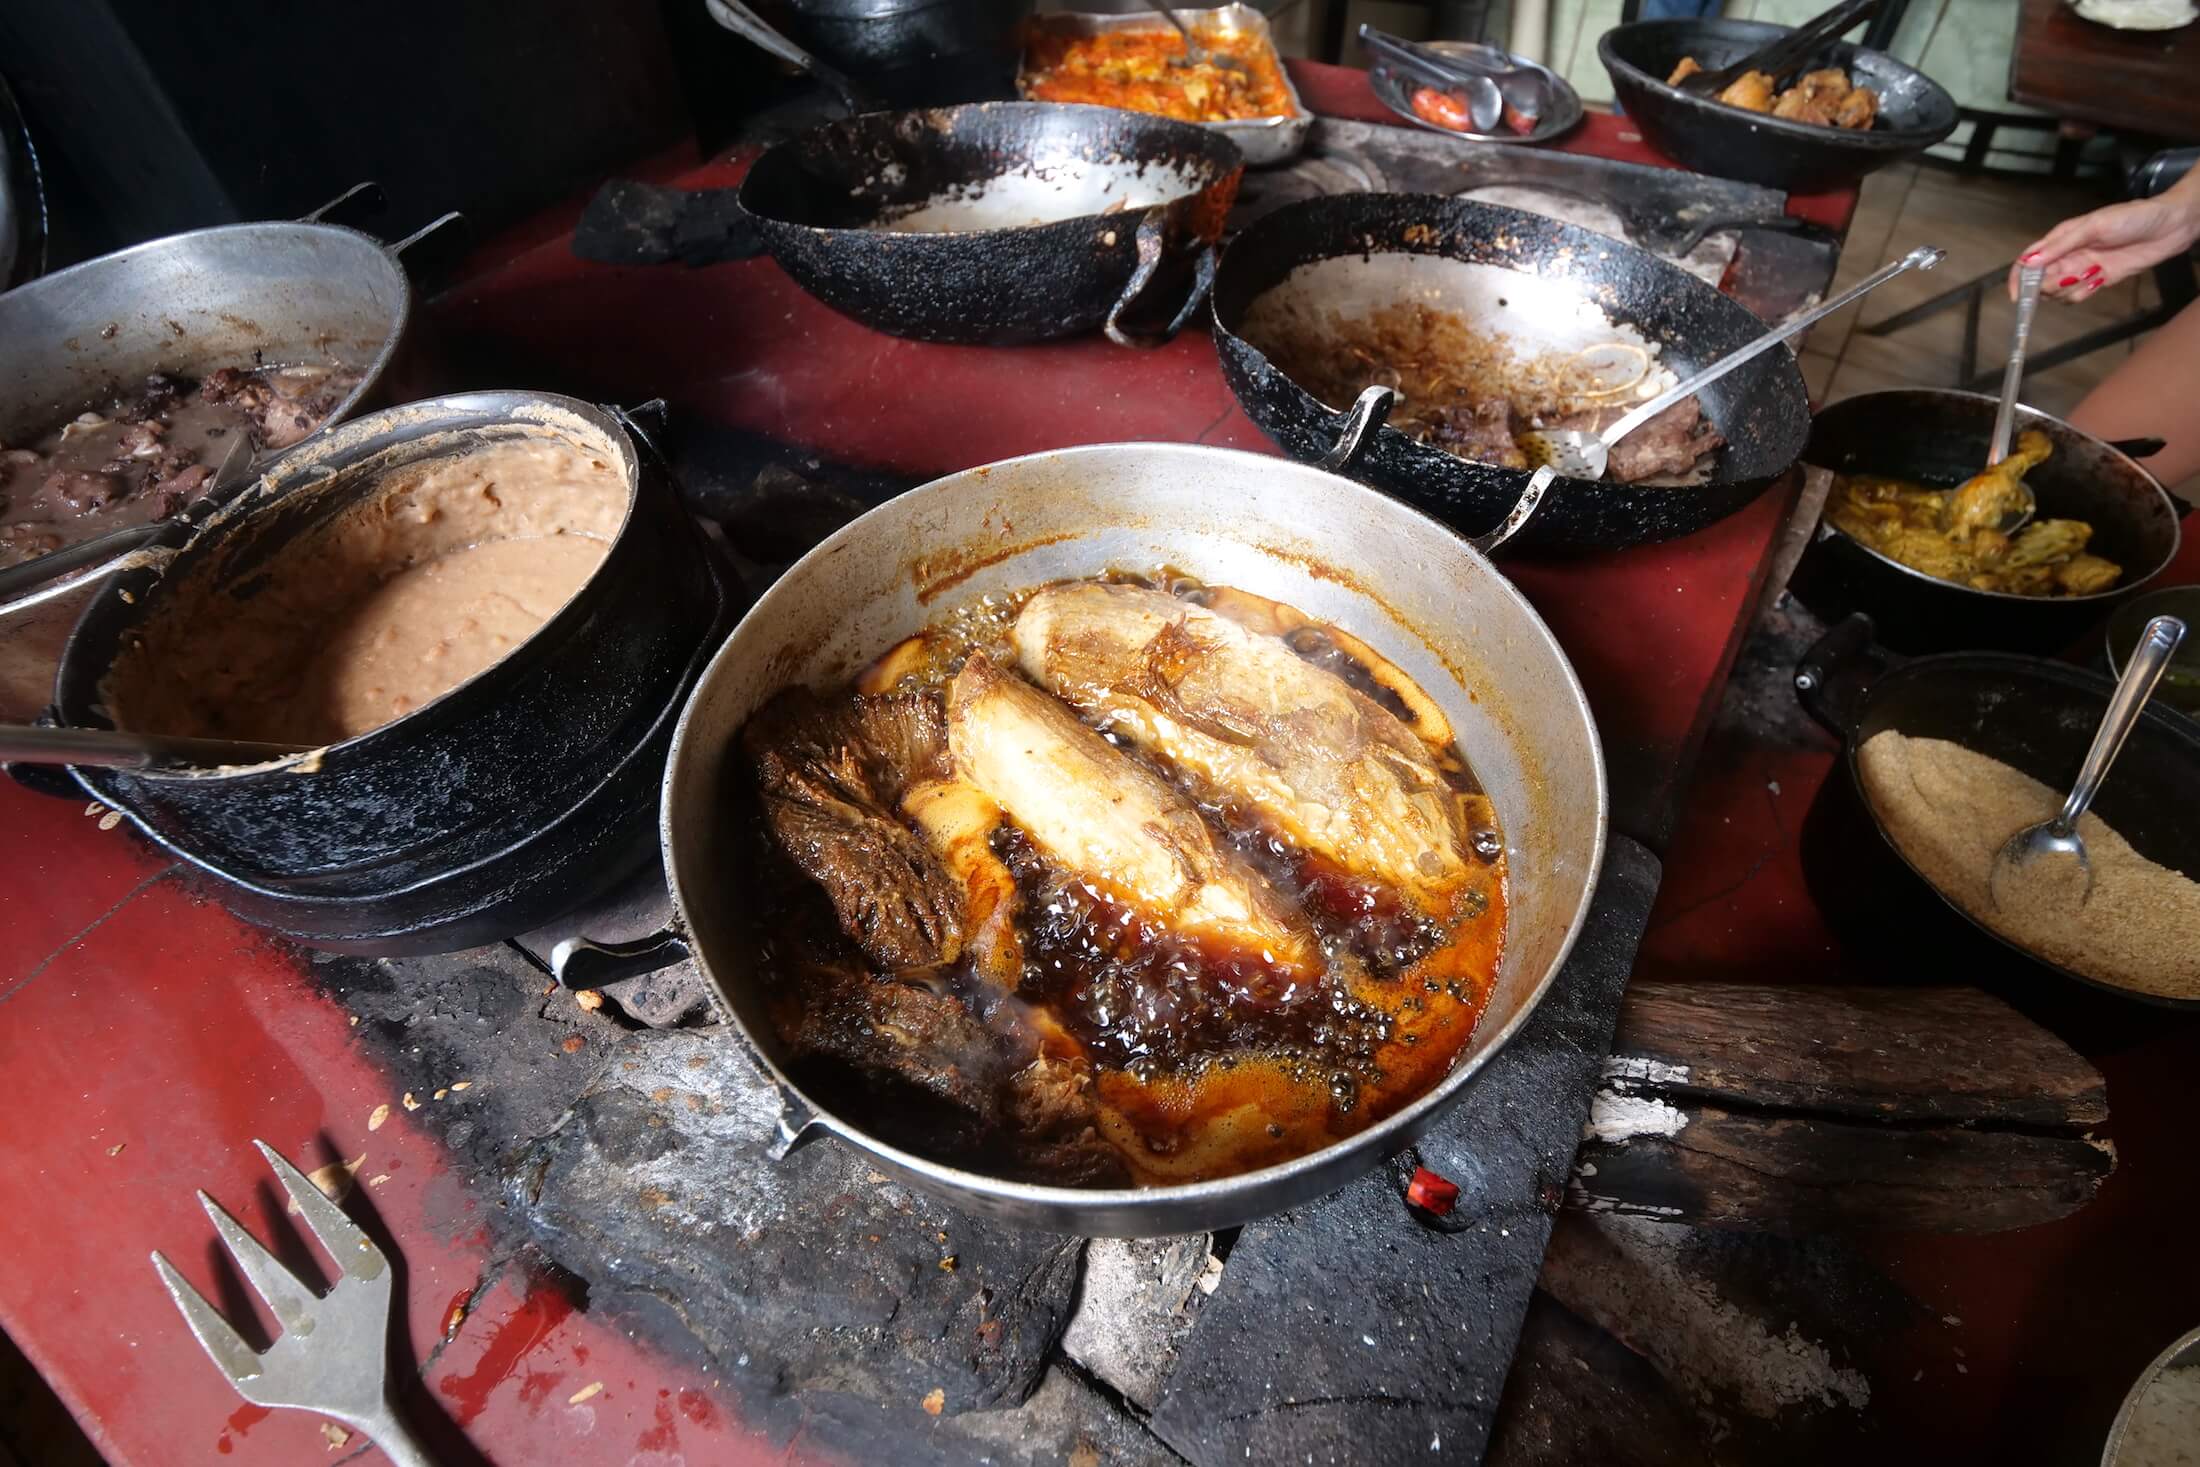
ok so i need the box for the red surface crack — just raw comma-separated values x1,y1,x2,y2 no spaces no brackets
0,864,178,1009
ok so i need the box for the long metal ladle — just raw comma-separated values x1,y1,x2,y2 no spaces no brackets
1522,245,1946,480
1987,614,2186,912
0,726,313,771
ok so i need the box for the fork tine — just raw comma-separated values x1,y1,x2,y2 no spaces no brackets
151,1250,263,1383
252,1141,384,1280
197,1191,321,1335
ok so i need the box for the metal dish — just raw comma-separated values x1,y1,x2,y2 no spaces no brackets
2104,1325,2200,1465
1210,192,1811,554
1796,612,2200,1011
22,393,735,956
560,442,1608,1235
1017,5,1313,167
1599,18,1958,192
1367,40,1584,146
1792,389,2187,656
738,101,1243,346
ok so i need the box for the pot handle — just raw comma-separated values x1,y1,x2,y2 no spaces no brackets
1794,611,1899,738
1470,466,1558,557
1103,213,1215,349
1316,385,1395,473
299,181,387,229
2109,436,2166,460
551,928,692,989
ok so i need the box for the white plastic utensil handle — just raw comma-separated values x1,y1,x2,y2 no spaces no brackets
1989,261,2046,468
1601,246,1946,446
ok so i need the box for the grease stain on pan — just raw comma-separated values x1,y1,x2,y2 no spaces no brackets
911,531,1077,604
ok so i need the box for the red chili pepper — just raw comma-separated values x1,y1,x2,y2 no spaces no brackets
1406,1166,1460,1216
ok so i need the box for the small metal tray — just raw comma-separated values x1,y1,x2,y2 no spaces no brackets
1018,5,1314,166
1367,40,1584,146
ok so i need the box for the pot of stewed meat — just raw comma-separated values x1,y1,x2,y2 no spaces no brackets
563,441,1606,1234
0,202,453,720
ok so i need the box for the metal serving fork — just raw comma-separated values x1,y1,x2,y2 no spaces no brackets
151,1140,435,1467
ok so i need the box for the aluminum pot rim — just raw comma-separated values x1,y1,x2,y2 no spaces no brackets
61,389,643,785
737,100,1244,244
656,440,1608,1222
0,217,413,443
1808,387,2183,605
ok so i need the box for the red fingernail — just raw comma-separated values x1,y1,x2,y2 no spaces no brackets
2021,251,2041,262
2060,276,2080,286
2084,264,2102,278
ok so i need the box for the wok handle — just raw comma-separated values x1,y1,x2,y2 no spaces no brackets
1104,213,1215,349
551,928,692,989
1315,385,1396,473
1794,611,1898,738
1469,466,1556,556
2109,436,2167,461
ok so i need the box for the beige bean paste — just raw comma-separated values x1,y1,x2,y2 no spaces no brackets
108,431,624,747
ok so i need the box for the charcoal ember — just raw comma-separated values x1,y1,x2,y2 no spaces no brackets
508,1027,1084,1416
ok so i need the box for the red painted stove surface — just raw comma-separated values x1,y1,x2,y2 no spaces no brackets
0,66,1853,1466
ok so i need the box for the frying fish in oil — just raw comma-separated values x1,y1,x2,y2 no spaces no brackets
1826,430,2123,597
739,572,1508,1187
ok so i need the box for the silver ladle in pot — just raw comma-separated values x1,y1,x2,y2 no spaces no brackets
1521,245,1946,480
0,725,313,771
1988,614,2187,912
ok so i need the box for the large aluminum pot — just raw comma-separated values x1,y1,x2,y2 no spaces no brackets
0,203,450,720
608,442,1608,1235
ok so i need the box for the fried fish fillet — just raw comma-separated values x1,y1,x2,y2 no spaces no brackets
944,652,1319,979
1009,582,1471,922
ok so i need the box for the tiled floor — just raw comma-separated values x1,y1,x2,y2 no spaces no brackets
1804,161,2170,420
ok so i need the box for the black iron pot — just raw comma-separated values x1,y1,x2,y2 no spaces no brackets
1599,19,1957,193
1795,612,2200,1009
44,392,738,955
777,0,1032,105
1210,192,1811,554
739,102,1243,346
1791,389,2187,656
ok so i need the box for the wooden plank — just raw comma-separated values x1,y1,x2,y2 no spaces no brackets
1608,981,2108,1129
1568,981,2114,1234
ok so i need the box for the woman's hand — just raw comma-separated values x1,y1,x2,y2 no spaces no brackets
2010,170,2200,302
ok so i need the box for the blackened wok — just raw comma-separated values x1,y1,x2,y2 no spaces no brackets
557,443,1608,1235
739,102,1242,346
1790,389,2187,656
1210,192,1812,555
1600,19,1957,193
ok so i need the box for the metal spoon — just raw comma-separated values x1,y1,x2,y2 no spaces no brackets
1139,0,1249,74
0,725,314,771
1522,245,1945,480
1987,614,2186,913
1979,259,2047,534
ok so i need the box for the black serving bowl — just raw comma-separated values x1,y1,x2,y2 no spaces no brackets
1599,19,1957,192
1796,612,2200,1009
1790,389,2187,656
48,392,738,955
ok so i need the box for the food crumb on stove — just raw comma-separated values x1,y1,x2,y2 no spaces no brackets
866,1170,888,1184
939,1256,957,1272
369,1174,390,1187
450,1080,471,1090
96,811,122,831
348,1015,359,1026
106,1143,125,1157
568,1381,604,1405
82,802,102,818
444,1302,467,1338
1198,1255,1224,1294
291,1155,364,1210
368,1103,390,1131
402,1092,420,1111
320,1422,350,1450
433,1087,448,1101
650,1087,674,1103
575,988,604,1012
922,1388,945,1416
561,1035,586,1054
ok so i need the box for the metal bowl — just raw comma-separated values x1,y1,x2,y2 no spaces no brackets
632,442,1607,1234
2104,1325,2200,1465
1599,18,1958,192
